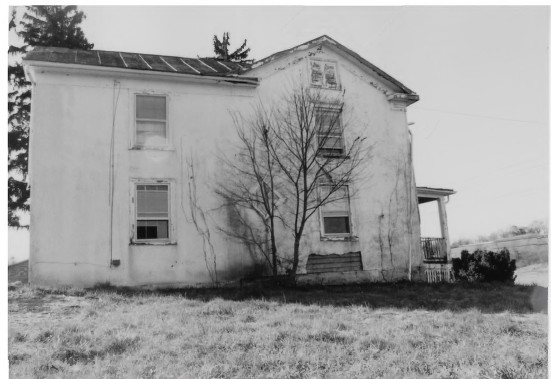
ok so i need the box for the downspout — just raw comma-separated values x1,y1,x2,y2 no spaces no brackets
109,80,121,267
407,128,414,281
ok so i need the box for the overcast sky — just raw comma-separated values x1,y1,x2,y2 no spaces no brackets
7,5,549,262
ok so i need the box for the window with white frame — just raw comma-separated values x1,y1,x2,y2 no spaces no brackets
310,60,339,89
135,94,167,146
135,184,170,240
316,108,344,157
320,185,351,235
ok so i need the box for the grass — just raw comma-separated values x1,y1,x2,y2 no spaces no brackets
8,282,548,378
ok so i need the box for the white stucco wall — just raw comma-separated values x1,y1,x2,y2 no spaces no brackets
26,42,423,287
27,66,263,287
245,43,424,279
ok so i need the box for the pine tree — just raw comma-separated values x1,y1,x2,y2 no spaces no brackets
8,6,93,228
213,32,250,62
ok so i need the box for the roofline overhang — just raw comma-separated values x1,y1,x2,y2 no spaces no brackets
23,60,260,87
250,35,417,96
417,187,456,203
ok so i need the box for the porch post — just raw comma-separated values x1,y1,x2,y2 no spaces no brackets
437,197,451,261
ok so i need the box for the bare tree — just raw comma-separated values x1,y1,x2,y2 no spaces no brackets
224,86,370,278
217,106,281,276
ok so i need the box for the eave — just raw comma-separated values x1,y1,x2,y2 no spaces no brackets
249,35,418,99
23,60,259,87
417,187,456,204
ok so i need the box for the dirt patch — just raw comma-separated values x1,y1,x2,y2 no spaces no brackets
9,292,92,333
9,294,90,313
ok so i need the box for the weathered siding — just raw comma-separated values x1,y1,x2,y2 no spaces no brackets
306,252,363,274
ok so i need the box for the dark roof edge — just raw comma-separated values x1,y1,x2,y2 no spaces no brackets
250,35,417,95
417,187,456,196
24,59,260,85
22,46,258,81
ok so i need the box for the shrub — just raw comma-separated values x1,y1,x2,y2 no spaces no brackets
452,249,516,283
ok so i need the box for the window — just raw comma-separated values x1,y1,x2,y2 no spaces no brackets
135,184,170,241
320,185,351,235
135,95,167,146
316,108,344,157
310,60,339,89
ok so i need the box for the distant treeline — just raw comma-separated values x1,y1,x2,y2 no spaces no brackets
451,220,548,248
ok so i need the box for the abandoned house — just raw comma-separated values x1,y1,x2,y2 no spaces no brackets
23,35,455,287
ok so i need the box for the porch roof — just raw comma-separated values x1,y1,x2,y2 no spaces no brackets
417,186,456,204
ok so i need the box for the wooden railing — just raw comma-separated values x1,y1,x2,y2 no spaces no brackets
421,237,447,262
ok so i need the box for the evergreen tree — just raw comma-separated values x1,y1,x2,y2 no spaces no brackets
8,6,93,228
213,32,250,62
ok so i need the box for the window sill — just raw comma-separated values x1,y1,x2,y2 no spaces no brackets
130,241,177,246
129,146,175,151
321,235,359,242
319,154,348,159
310,85,342,92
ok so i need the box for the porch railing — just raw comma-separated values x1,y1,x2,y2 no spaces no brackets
421,237,447,262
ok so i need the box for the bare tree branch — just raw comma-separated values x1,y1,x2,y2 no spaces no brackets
223,85,371,277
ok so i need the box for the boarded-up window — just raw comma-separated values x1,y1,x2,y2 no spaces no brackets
136,95,167,146
311,61,323,86
323,63,338,89
320,185,351,235
316,108,344,157
306,251,362,273
136,184,169,240
310,60,338,89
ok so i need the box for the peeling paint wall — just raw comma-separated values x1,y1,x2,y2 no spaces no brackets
28,42,422,287
246,43,423,279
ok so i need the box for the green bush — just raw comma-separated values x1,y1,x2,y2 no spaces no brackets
452,249,516,283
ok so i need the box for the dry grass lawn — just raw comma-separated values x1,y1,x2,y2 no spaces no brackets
8,282,548,378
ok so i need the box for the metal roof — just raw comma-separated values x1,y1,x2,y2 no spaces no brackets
23,46,257,82
24,36,418,96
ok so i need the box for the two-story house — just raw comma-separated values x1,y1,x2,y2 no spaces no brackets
23,35,455,287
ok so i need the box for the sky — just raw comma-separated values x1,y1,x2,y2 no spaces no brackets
7,5,549,263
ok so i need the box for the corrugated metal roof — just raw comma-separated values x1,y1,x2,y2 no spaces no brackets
23,46,257,81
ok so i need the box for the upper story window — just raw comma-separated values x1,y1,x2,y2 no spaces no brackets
135,94,167,147
310,60,339,90
135,184,170,241
316,108,344,157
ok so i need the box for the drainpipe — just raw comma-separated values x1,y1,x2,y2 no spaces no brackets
109,80,121,268
407,129,414,281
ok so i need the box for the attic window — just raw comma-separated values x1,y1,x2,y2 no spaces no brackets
310,60,339,90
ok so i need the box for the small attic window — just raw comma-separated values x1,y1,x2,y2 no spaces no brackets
310,60,339,90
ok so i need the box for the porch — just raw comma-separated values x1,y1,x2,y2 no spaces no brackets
417,187,456,282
